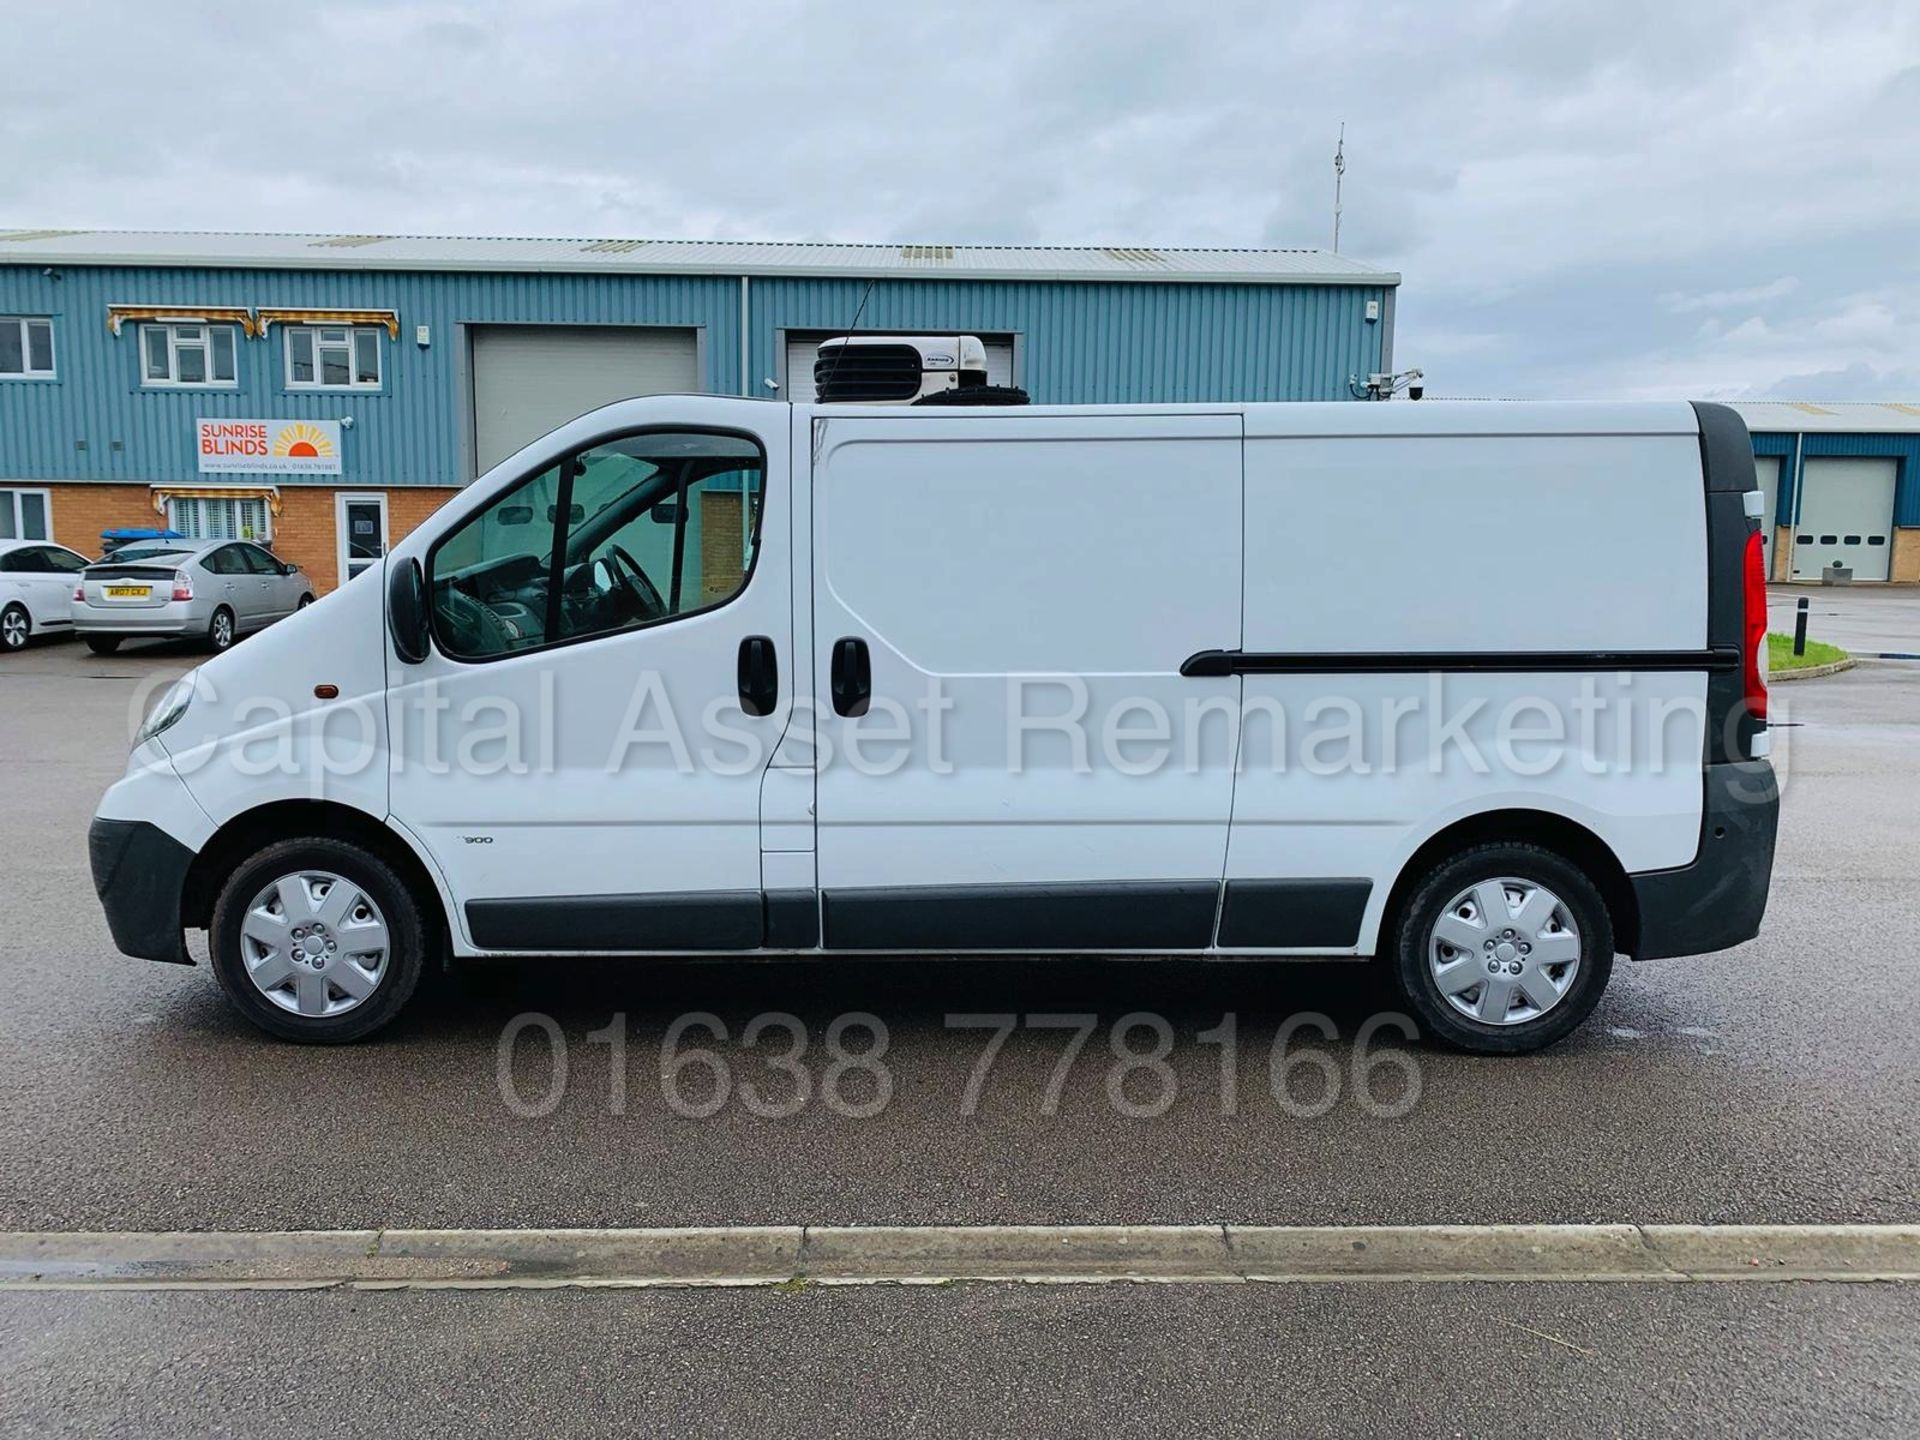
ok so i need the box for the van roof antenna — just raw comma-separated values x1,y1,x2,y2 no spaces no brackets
816,274,880,401
1333,122,1345,254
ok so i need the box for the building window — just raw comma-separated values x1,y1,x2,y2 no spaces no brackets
0,487,52,540
0,317,55,378
285,325,382,389
166,494,272,543
141,323,239,387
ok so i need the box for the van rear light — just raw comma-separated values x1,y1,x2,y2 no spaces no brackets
1742,528,1768,727
73,585,84,602
171,571,194,603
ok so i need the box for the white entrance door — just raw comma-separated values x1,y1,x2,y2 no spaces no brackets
808,411,1243,951
335,493,389,585
1791,457,1896,581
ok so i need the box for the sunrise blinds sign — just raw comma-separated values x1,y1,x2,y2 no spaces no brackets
197,419,342,476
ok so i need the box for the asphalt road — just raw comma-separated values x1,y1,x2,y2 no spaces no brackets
3,635,1919,1232
5,1281,1918,1438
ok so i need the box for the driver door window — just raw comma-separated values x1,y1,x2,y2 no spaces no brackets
429,431,765,660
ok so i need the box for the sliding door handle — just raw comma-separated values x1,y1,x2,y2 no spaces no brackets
737,635,778,717
831,636,871,717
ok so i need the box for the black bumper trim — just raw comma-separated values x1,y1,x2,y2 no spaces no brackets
1217,878,1372,948
88,818,196,966
1629,760,1778,960
466,890,765,951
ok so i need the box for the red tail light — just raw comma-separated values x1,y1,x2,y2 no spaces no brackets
1742,528,1767,726
171,570,194,603
73,585,84,602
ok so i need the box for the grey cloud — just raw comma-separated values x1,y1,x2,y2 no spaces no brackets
2,0,1916,397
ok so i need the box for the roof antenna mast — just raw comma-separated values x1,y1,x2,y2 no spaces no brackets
1332,122,1346,254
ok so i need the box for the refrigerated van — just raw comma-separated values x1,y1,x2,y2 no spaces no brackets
89,398,1778,1052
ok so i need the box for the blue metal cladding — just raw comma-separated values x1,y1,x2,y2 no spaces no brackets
1751,430,1920,528
744,277,1390,406
0,262,1389,488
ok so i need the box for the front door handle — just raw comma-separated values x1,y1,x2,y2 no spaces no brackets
737,635,778,717
831,636,871,717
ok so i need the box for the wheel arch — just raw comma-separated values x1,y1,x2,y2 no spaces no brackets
181,799,446,951
1376,808,1640,960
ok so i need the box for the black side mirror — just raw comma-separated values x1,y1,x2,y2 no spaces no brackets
388,557,430,664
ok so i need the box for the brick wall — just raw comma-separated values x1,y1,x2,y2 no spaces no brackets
698,491,746,604
45,484,163,560
1893,529,1920,585
42,482,461,593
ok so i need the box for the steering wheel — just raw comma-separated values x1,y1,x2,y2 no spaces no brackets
603,544,666,620
436,584,518,656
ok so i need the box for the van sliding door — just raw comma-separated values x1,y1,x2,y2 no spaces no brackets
809,411,1243,952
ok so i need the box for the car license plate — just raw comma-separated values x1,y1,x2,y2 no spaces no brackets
105,585,149,599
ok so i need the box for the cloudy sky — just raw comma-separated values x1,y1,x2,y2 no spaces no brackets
5,0,1917,399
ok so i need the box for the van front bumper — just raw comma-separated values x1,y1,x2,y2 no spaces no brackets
1630,759,1779,961
88,818,196,965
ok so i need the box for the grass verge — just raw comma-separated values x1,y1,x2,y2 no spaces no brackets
1767,632,1849,672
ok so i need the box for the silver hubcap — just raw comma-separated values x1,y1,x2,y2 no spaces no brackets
239,871,390,1018
213,614,233,645
1428,876,1582,1026
2,611,24,646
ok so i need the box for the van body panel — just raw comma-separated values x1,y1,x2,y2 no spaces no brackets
162,567,393,831
809,412,1242,929
1243,434,1707,653
1225,669,1710,953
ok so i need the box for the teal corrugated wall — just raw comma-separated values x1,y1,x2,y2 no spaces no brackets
1752,430,1920,528
0,263,1389,489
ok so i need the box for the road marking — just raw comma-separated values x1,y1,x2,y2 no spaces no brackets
1,1225,1916,1290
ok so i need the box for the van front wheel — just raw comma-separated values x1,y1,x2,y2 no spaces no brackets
209,838,426,1043
1392,842,1614,1055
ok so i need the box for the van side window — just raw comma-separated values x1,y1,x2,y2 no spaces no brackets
428,430,765,660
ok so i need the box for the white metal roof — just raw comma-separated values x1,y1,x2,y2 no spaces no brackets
0,229,1397,286
1729,401,1920,435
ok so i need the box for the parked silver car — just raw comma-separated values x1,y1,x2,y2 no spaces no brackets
73,540,315,654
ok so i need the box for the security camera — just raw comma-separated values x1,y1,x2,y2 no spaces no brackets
1408,384,1424,401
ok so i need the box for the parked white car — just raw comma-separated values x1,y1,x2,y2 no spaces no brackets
89,396,1777,1051
0,540,92,651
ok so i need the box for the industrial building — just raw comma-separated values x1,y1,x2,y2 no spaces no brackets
0,230,1399,591
1731,402,1920,583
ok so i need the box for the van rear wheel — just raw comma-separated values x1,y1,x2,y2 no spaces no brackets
1392,842,1613,1055
209,837,426,1043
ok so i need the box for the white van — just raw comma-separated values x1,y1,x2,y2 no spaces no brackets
89,398,1777,1052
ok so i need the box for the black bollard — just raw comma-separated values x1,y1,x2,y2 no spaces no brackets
1793,596,1809,657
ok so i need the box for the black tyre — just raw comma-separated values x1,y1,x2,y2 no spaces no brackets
298,593,315,609
209,837,427,1043
85,635,123,655
1391,842,1614,1055
207,605,236,652
0,604,28,652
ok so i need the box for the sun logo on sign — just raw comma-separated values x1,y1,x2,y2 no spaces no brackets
273,422,334,459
